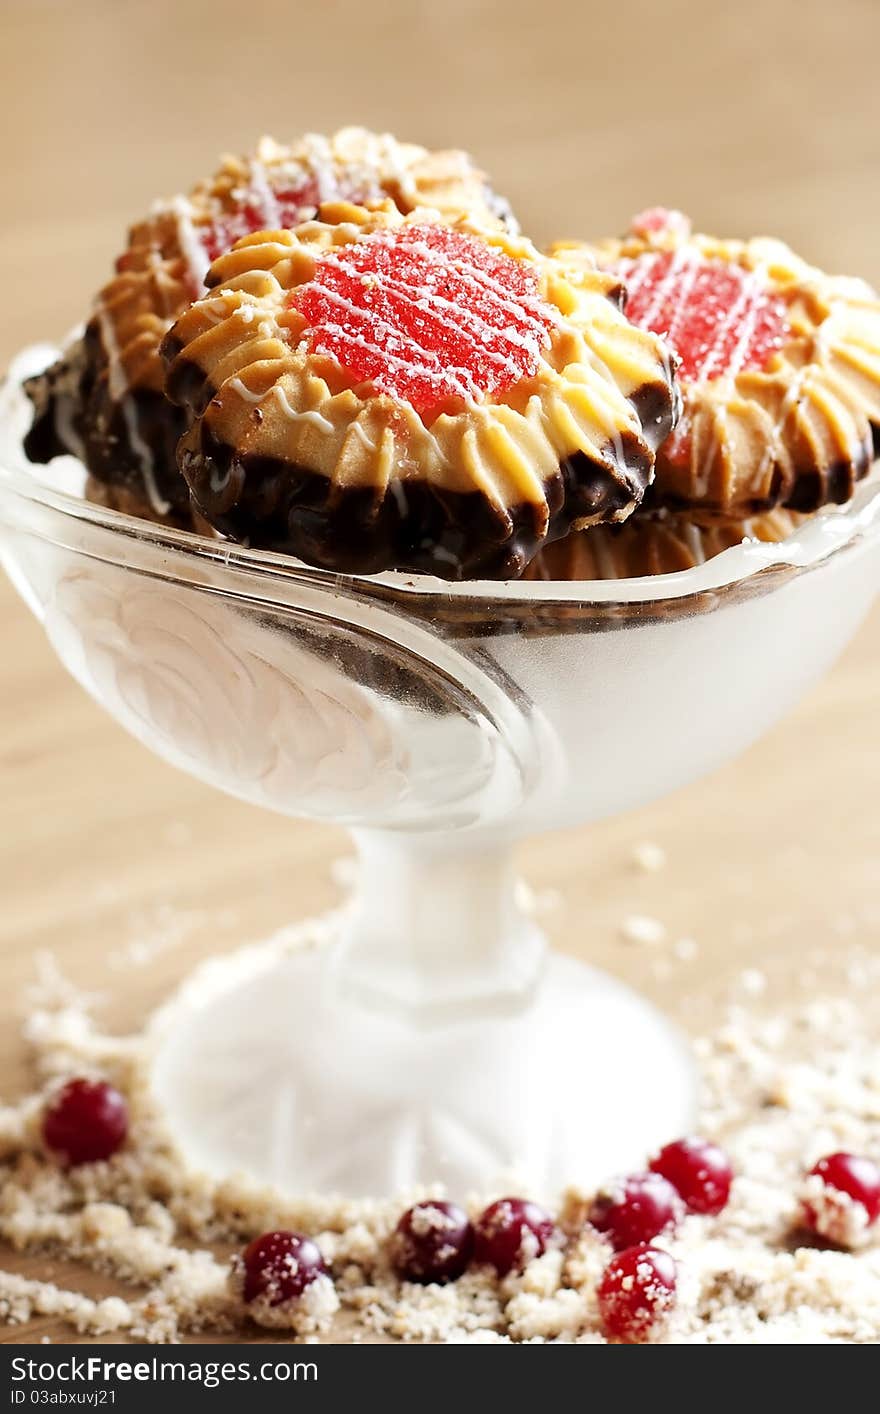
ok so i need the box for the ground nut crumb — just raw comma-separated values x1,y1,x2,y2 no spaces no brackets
620,914,667,946
631,842,667,873
0,919,878,1344
240,1273,340,1334
797,1173,872,1249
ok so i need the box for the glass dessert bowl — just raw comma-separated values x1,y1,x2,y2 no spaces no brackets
3,349,880,1200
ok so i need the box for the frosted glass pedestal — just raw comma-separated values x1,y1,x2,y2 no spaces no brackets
149,838,696,1197
2,349,880,1200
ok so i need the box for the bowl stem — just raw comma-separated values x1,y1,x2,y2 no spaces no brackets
334,827,546,1018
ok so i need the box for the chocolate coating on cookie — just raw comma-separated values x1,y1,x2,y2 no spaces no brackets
23,129,518,524
523,507,805,580
162,207,678,579
571,210,880,520
176,432,653,579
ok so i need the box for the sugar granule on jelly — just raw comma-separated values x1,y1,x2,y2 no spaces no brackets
201,179,369,264
293,224,557,416
619,249,789,385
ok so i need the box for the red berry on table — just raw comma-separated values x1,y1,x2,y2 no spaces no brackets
42,1078,129,1166
597,1243,677,1343
588,1172,682,1251
800,1152,880,1248
649,1136,733,1216
391,1201,474,1283
473,1197,556,1277
240,1230,328,1306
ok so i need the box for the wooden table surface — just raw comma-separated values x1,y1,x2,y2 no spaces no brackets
1,0,879,1344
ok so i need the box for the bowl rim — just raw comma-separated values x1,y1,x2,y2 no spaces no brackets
4,345,880,609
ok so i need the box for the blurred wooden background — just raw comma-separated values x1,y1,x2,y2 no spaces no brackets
1,0,879,1343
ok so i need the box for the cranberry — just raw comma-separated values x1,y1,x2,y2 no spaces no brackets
597,1243,677,1343
42,1079,129,1166
801,1152,880,1247
650,1137,733,1216
589,1172,682,1251
473,1197,556,1276
390,1201,474,1283
240,1230,328,1306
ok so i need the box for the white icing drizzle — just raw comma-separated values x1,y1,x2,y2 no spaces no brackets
619,248,663,303
348,421,378,453
96,306,127,404
314,311,481,401
273,385,335,433
402,234,551,322
227,376,266,405
53,385,87,464
298,133,340,204
680,520,708,564
659,256,703,353
575,347,635,477
196,297,234,328
179,217,676,520
121,409,171,517
701,277,763,382
691,406,719,498
621,243,816,501
95,305,171,517
247,160,283,227
296,229,556,413
388,479,409,517
622,248,783,388
169,197,212,291
630,247,696,333
318,248,536,375
749,361,810,492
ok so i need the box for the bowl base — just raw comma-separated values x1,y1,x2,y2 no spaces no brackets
148,918,698,1199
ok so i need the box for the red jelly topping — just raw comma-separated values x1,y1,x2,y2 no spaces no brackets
597,1243,677,1343
201,182,369,264
42,1078,129,1167
620,249,788,384
630,207,691,242
294,224,556,417
240,1230,328,1306
650,1137,734,1217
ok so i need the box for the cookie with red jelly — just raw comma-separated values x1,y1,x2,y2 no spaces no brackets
567,209,880,519
162,205,678,579
23,129,517,525
522,507,805,581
